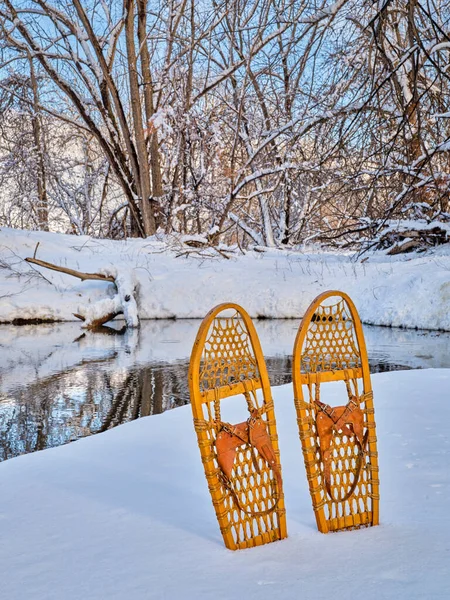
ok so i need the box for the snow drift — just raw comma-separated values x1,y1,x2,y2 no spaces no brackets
0,370,448,599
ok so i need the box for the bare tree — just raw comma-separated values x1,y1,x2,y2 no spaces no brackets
1,0,166,235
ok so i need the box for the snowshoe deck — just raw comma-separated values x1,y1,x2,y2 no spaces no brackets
292,291,379,533
189,303,287,550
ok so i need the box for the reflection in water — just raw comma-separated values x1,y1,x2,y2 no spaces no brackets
0,361,189,462
0,320,449,462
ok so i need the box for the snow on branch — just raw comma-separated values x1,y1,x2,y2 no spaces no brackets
228,212,263,245
300,0,349,25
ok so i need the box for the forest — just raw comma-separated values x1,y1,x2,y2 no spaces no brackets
1,0,449,252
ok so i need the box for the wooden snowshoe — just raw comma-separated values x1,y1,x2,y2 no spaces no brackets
189,303,287,550
292,291,379,533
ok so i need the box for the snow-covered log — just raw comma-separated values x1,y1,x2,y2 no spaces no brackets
74,267,139,330
25,256,139,330
373,221,450,255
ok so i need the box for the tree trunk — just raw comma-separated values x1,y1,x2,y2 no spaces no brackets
137,0,164,204
125,0,156,236
29,55,49,231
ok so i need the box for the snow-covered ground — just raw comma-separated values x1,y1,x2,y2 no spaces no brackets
1,227,449,330
0,369,448,599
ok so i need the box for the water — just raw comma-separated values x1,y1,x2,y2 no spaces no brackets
0,320,449,462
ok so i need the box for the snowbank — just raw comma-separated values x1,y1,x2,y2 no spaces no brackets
1,227,449,330
0,369,448,599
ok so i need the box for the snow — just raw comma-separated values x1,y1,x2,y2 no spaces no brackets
77,267,139,329
301,0,349,24
0,369,449,599
77,292,122,327
429,41,450,55
1,227,450,330
378,218,450,235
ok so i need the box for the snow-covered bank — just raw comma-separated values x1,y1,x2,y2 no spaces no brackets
1,227,449,330
0,370,449,600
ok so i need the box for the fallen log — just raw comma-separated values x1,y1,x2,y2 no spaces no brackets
377,224,449,254
25,253,138,331
387,239,422,255
73,311,123,329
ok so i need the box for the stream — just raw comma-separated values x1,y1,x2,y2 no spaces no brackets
0,319,448,461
